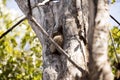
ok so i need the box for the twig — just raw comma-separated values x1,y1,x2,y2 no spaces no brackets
36,0,51,6
110,15,120,26
0,17,26,39
33,0,59,8
32,0,51,8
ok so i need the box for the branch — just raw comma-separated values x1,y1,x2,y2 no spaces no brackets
0,17,26,39
33,0,51,7
31,16,87,73
27,0,32,16
110,15,120,26
33,0,59,8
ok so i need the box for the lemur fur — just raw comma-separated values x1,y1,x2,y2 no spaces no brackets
50,26,63,54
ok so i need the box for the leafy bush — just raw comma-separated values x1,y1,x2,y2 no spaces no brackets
0,1,42,80
108,27,120,80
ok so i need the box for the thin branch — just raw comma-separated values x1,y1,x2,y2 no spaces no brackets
0,16,26,39
32,0,50,8
27,0,32,16
33,0,59,8
109,31,119,63
31,16,88,73
110,14,120,26
37,0,50,6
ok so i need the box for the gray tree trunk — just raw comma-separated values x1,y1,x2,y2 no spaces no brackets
15,0,113,80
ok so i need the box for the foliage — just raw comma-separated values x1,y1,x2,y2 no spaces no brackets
108,26,120,80
111,0,116,4
0,1,42,80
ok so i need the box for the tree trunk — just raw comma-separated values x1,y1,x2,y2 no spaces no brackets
88,0,114,80
15,0,113,80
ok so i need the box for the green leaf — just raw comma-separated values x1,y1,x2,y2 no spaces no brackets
11,38,17,47
111,0,116,4
117,31,120,37
112,27,119,34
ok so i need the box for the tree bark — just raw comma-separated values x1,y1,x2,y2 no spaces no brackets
88,0,114,80
15,0,113,80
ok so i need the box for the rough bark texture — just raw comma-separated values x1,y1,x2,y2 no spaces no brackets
15,0,113,80
88,0,114,80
